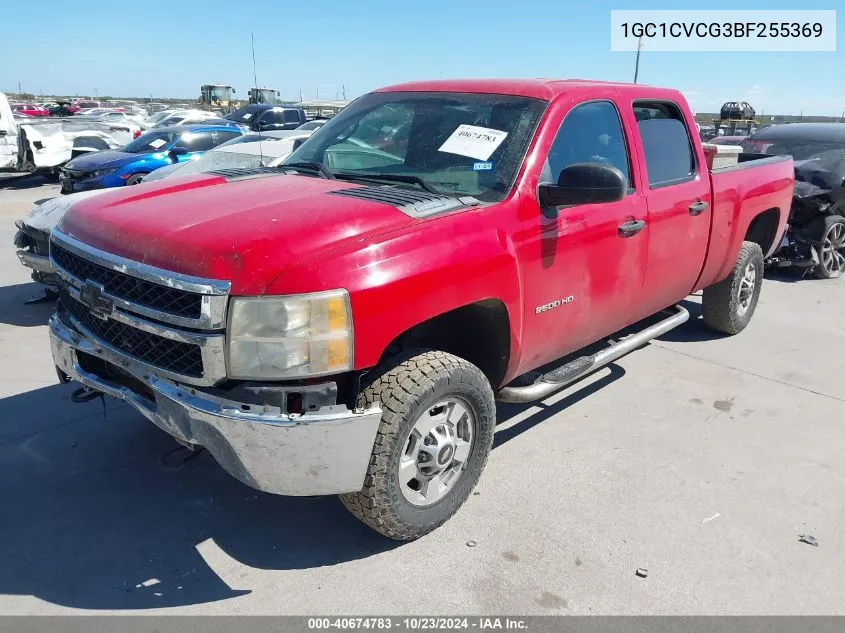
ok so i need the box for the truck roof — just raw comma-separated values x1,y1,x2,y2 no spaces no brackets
377,78,682,101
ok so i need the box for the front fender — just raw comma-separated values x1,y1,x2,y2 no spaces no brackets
264,213,524,373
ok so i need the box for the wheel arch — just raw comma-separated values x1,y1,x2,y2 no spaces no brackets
744,207,782,259
376,299,512,388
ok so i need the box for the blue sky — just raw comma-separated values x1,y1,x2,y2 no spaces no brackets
3,0,842,115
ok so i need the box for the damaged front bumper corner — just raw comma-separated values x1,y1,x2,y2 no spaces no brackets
16,249,54,274
49,314,382,496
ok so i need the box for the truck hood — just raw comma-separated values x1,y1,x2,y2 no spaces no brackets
58,172,415,294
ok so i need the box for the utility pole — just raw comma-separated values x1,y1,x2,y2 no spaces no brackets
633,37,643,83
342,83,346,100
18,81,21,95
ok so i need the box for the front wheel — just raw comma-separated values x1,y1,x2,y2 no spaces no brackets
340,350,495,541
702,240,764,335
125,173,145,186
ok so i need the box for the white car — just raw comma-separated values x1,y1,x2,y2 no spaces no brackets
153,110,219,128
142,130,314,182
14,130,315,289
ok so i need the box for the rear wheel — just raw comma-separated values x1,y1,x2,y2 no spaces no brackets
810,215,845,280
702,241,764,335
340,350,495,541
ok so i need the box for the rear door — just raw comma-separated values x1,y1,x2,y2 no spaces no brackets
629,101,711,317
518,97,649,369
282,109,303,129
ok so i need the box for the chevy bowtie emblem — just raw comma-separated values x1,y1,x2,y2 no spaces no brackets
79,280,113,320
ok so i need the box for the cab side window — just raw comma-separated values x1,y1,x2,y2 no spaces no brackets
259,110,285,128
177,131,218,152
633,101,696,188
543,101,631,189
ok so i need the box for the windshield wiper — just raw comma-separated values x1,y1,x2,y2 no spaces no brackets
333,172,442,194
282,161,335,180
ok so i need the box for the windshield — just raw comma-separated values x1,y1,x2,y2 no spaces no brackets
741,137,845,160
254,90,276,103
123,130,177,153
284,91,547,201
147,111,178,125
209,87,231,100
226,107,254,123
297,120,325,131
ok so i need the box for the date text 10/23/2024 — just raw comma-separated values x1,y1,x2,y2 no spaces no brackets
307,617,528,630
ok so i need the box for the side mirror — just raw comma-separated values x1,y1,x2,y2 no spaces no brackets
291,138,306,151
538,162,627,213
168,146,189,160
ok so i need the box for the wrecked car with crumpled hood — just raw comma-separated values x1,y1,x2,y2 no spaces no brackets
1,92,137,175
742,123,845,279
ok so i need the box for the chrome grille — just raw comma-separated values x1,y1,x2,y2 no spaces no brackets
51,243,202,318
60,287,204,378
49,229,230,386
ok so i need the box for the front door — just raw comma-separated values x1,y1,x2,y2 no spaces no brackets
518,98,649,371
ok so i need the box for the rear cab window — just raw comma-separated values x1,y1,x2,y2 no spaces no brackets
633,101,697,188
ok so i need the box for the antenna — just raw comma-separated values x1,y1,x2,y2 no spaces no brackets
251,32,265,166
633,37,642,83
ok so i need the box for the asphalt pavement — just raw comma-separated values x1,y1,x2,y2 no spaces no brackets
0,179,843,615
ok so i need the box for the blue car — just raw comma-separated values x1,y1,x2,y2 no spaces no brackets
59,124,244,194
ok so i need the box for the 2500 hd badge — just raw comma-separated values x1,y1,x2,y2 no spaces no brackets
536,296,575,314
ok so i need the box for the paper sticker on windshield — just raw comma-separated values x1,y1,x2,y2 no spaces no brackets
438,125,508,161
148,138,167,149
473,161,493,171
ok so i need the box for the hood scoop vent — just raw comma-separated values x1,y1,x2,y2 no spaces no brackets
329,185,474,218
206,166,285,182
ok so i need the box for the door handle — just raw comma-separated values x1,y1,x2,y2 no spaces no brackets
618,219,646,238
689,200,709,216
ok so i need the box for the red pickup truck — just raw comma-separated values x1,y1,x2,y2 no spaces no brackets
48,79,794,540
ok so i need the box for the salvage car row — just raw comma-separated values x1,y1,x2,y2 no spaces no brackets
4,78,842,541
0,91,320,177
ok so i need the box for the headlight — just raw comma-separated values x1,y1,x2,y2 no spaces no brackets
227,289,353,379
91,168,116,178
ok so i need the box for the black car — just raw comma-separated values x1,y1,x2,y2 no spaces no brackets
225,104,307,132
742,123,845,279
720,101,756,120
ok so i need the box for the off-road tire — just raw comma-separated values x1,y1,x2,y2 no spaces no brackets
340,350,495,541
809,214,845,280
125,173,145,186
702,240,764,335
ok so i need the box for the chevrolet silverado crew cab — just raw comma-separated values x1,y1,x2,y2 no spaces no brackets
48,79,794,540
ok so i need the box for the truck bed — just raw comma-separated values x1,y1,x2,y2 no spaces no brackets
697,153,794,290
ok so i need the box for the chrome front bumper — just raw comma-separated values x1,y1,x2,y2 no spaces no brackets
16,249,54,274
49,315,382,496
